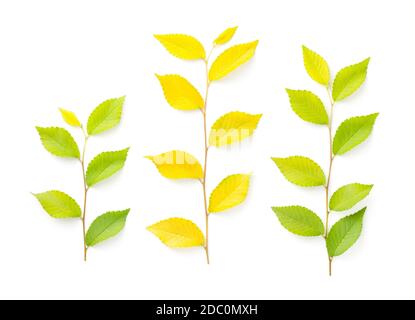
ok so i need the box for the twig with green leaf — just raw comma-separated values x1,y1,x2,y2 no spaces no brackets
272,46,378,276
33,97,130,261
147,27,261,264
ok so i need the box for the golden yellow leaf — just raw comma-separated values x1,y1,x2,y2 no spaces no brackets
59,108,81,127
154,34,206,60
214,26,238,45
209,41,259,81
209,111,262,147
209,174,251,213
156,74,204,111
147,218,205,248
146,150,203,180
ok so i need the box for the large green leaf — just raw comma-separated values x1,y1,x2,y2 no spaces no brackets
302,46,330,86
333,113,378,155
87,96,125,135
33,190,81,219
36,127,80,159
272,156,326,187
330,183,373,212
286,89,328,125
86,148,129,187
272,206,324,237
86,209,130,247
326,208,365,257
332,58,370,101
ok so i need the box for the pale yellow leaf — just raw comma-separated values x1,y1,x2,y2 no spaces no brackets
209,111,262,147
209,41,259,81
147,218,205,248
209,174,250,213
156,74,204,111
146,150,203,180
59,108,81,127
214,26,238,45
302,46,330,86
154,34,206,60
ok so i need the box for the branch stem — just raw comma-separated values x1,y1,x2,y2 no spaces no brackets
201,47,214,264
325,87,335,276
80,127,89,262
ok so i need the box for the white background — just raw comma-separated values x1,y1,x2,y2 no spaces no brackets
0,0,413,300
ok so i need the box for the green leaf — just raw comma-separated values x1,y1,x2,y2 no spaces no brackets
36,127,80,159
330,183,373,212
326,208,366,257
333,113,378,155
302,46,330,86
332,58,370,101
272,206,324,237
86,148,129,187
272,156,326,187
286,89,328,125
87,96,125,135
33,190,81,219
86,209,130,247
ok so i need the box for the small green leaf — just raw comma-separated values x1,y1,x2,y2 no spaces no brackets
36,127,80,159
87,96,125,135
272,206,324,237
86,148,129,187
332,58,370,101
33,190,81,219
302,46,330,86
326,208,366,257
286,89,328,125
333,113,378,155
86,209,130,247
330,183,373,212
272,156,326,187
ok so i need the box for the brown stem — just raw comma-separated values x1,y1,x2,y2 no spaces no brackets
201,47,214,264
80,127,89,262
329,257,333,276
325,87,335,276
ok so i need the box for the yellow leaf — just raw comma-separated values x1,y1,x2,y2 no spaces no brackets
154,34,206,60
156,74,204,111
302,46,330,86
147,218,205,248
209,174,250,213
146,150,203,180
209,41,258,81
209,111,262,147
59,108,81,127
214,26,238,45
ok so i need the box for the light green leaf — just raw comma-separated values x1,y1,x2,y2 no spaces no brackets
36,127,80,159
272,206,324,237
330,183,373,212
333,113,378,155
286,89,328,125
272,156,326,187
86,148,129,187
302,46,330,85
86,209,130,247
87,96,125,135
326,208,365,257
33,190,81,219
332,58,370,101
